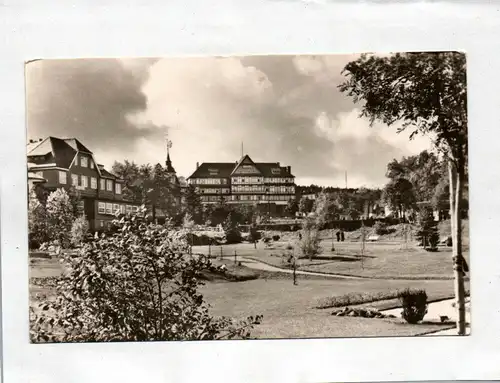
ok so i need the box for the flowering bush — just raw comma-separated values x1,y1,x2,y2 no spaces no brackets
30,209,262,342
70,215,89,247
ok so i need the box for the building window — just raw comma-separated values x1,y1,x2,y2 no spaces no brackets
81,156,88,167
126,205,132,213
71,174,79,186
91,177,97,189
58,171,67,184
115,183,122,194
99,220,104,228
120,205,125,214
98,202,105,214
100,179,106,190
90,160,95,169
81,175,88,188
106,203,113,214
106,180,113,191
113,204,119,214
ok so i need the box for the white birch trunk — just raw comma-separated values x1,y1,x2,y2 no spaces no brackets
449,159,467,335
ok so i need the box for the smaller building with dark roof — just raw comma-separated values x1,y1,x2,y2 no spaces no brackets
187,154,296,215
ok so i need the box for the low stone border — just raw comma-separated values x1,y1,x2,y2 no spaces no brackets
332,307,397,319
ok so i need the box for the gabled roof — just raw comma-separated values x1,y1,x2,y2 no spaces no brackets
100,167,121,180
255,163,294,177
230,154,260,176
26,136,118,179
27,136,93,169
188,155,295,179
27,138,53,156
188,162,237,178
63,138,92,153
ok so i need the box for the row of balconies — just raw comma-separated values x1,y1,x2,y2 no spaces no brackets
197,188,295,195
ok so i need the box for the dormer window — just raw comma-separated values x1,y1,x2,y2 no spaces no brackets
81,156,88,167
271,168,281,175
90,160,95,169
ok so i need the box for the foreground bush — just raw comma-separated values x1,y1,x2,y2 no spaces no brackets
398,288,428,324
30,210,262,343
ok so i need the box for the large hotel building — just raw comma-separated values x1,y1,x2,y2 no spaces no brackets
187,154,296,214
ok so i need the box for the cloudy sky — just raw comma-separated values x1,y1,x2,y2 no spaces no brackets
25,54,433,188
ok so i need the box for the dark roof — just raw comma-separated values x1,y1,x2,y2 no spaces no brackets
100,168,119,180
188,155,295,178
256,164,294,177
26,136,120,179
27,137,77,168
62,138,92,153
188,163,237,178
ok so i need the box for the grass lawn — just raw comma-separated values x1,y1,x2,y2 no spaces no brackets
200,277,459,338
29,253,463,339
193,240,470,280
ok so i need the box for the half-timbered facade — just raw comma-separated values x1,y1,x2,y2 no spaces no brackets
187,154,296,214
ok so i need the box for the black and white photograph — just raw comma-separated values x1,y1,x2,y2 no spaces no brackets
26,52,469,343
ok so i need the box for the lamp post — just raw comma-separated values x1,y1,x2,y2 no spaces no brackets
266,186,271,220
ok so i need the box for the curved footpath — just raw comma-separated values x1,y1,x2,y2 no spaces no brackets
237,256,361,279
236,255,455,281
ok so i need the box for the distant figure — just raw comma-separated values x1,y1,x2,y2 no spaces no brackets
461,256,469,275
340,230,345,242
298,232,302,241
336,231,341,242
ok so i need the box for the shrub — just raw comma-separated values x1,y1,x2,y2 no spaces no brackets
70,215,89,247
223,213,242,244
248,224,261,243
373,221,388,235
45,188,76,249
398,288,428,324
297,218,322,260
272,235,280,241
28,189,50,249
30,210,262,342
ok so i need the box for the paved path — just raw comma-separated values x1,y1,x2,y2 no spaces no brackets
381,298,471,336
233,256,361,279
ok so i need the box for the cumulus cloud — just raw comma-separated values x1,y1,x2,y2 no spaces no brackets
26,54,435,187
26,58,166,166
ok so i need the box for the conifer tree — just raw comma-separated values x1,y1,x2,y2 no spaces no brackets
415,207,439,251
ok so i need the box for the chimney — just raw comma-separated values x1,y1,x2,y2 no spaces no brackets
29,139,34,143
196,162,199,169
287,166,291,173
